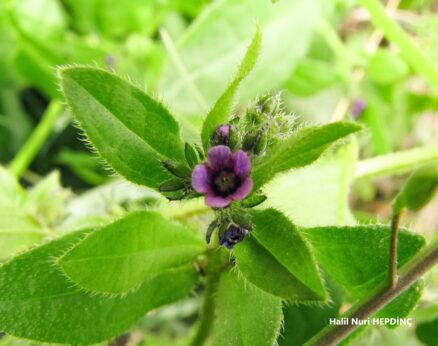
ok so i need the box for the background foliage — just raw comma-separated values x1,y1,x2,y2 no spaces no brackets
0,0,438,345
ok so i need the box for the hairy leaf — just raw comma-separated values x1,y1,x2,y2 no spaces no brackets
211,270,282,346
0,208,43,260
0,229,198,344
59,211,204,294
201,27,261,150
303,225,425,298
60,66,186,188
252,122,362,190
234,210,326,301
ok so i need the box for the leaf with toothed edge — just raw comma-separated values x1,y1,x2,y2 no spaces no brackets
58,211,205,295
201,27,261,151
59,66,186,189
251,122,362,191
0,229,198,344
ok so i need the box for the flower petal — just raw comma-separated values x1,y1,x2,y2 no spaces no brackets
231,177,253,200
205,194,233,208
207,145,233,170
191,164,210,193
233,150,251,177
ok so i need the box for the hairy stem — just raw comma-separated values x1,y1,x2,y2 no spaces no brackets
358,0,438,91
388,208,404,287
306,239,438,345
190,247,226,346
9,100,64,178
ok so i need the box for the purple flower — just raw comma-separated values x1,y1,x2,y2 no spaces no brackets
192,145,253,208
219,225,249,249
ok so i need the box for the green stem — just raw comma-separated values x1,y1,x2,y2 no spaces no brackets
8,100,64,178
190,246,226,346
358,0,438,91
355,146,438,180
190,269,220,346
388,208,404,288
305,238,438,345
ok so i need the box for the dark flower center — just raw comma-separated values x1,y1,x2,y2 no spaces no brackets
211,170,240,196
219,225,248,249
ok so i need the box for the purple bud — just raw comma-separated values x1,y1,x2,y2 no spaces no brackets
211,124,231,146
351,99,367,119
219,225,248,249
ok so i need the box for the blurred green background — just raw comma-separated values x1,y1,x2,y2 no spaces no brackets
0,0,438,345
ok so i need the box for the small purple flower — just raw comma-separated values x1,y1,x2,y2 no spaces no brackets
191,145,253,208
219,225,249,249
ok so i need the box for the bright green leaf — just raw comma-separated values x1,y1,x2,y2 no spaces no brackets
234,210,327,302
252,122,362,191
0,229,198,344
59,66,186,189
278,280,342,346
159,0,321,116
395,163,438,211
59,211,204,294
211,270,282,346
249,209,327,299
0,208,43,260
265,140,357,227
285,58,342,97
201,27,261,150
0,166,25,207
367,50,409,85
303,225,425,298
234,236,321,300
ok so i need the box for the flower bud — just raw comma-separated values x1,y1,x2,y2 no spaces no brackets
219,225,249,249
242,128,267,155
211,124,231,146
162,160,191,178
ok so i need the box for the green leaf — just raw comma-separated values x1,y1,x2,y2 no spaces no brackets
0,166,25,207
234,209,326,301
159,0,321,116
303,225,425,298
23,171,70,227
367,50,409,85
201,27,261,150
0,229,198,344
252,122,362,191
376,281,423,329
395,163,438,211
265,140,358,227
278,280,342,346
59,66,186,189
416,316,438,346
59,211,204,294
211,270,282,346
0,208,43,260
285,58,342,97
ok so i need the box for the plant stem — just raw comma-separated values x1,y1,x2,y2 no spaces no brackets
388,208,404,287
358,0,438,92
9,100,64,178
305,239,438,345
190,246,226,346
354,146,438,180
190,270,220,346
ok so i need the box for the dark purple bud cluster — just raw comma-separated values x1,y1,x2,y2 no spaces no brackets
219,225,249,249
